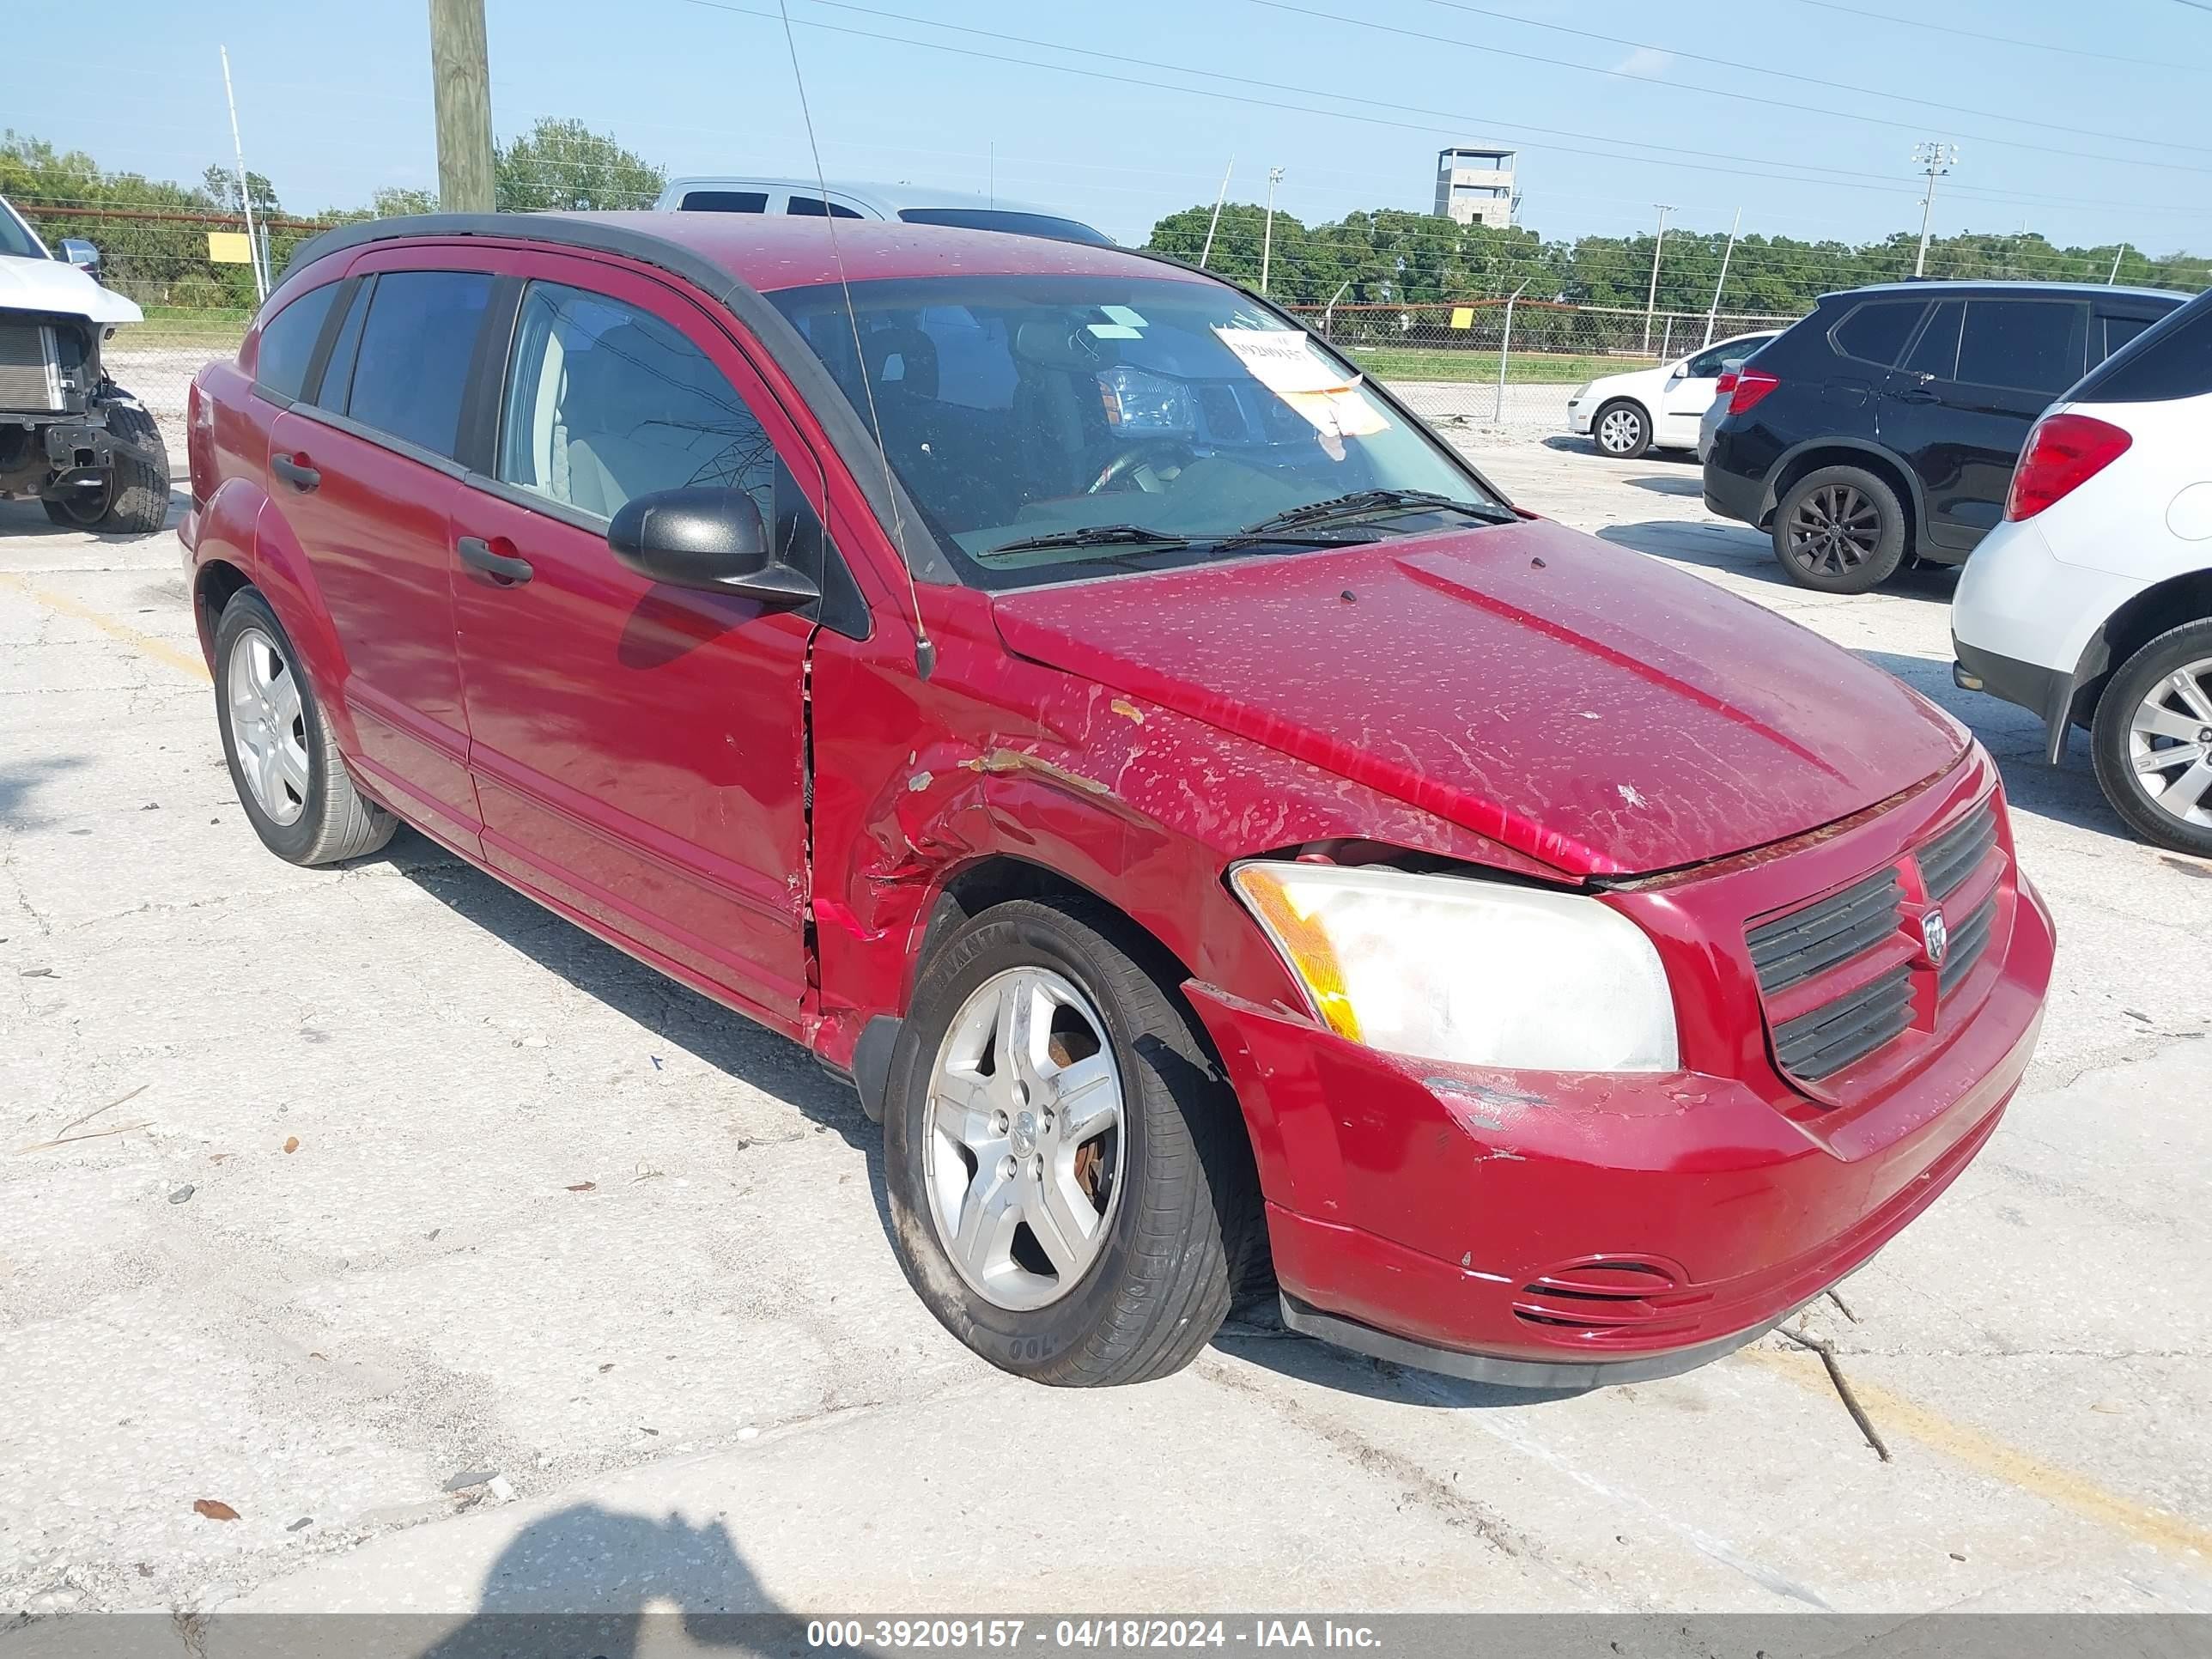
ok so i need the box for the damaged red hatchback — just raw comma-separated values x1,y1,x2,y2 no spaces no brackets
183,214,2052,1389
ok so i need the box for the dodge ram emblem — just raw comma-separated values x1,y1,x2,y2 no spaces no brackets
1920,908,1949,967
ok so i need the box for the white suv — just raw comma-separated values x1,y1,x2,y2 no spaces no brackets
1565,331,1778,459
1953,288,2212,853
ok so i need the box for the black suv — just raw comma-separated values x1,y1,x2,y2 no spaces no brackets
1704,281,2185,592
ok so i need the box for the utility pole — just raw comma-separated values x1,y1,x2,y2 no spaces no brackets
1642,204,1674,355
1199,157,1234,270
1912,142,1956,279
218,47,267,305
1703,208,1741,349
1261,166,1285,296
2108,241,2128,285
428,0,496,213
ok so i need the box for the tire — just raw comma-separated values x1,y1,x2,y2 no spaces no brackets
1772,464,1907,594
41,398,171,535
214,588,396,866
2092,620,2212,856
883,896,1263,1386
1592,399,1651,459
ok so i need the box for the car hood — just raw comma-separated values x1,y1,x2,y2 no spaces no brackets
0,255,143,326
988,518,1966,877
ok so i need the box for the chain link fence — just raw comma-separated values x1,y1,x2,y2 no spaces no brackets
1285,298,1802,432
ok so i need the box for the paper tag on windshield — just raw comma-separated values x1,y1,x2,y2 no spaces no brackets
1212,327,1388,441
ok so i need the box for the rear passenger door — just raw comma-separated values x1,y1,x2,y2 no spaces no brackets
446,258,840,1028
263,253,497,849
1887,295,2088,553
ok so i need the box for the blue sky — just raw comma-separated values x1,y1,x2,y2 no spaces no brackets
14,0,2212,258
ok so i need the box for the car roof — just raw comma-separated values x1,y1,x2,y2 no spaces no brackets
289,210,1194,296
661,176,1077,218
1820,279,2187,304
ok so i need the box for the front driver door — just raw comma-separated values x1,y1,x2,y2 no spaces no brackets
448,263,822,1030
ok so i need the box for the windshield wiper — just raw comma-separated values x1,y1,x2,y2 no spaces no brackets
986,524,1194,556
1232,489,1518,537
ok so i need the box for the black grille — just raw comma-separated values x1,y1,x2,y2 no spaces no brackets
1772,963,1916,1079
1747,870,1904,995
1919,803,1997,900
1938,893,1997,998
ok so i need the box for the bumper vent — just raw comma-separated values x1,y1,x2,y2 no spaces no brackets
1511,1256,1703,1340
1747,869,1904,994
1938,893,1998,998
1919,802,1997,900
1771,963,1916,1079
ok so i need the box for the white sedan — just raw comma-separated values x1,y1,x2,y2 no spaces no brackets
1566,331,1779,459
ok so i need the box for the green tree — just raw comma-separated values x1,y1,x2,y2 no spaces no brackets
495,118,665,211
201,163,282,219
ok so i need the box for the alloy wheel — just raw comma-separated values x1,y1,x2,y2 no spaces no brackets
923,966,1126,1311
1597,407,1644,455
1786,483,1882,578
2127,658,2212,829
227,626,310,827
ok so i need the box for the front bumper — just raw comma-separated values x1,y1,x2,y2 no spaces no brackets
1186,812,2053,1389
1565,398,1591,436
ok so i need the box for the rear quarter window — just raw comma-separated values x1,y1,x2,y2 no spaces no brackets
252,283,341,401
1830,300,1927,368
2075,292,2212,404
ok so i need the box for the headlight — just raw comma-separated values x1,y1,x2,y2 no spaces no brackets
1230,862,1679,1072
1097,365,1195,434
1569,381,1592,402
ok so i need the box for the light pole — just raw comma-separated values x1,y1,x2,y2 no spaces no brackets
1642,204,1675,356
1261,166,1285,296
1913,143,1957,279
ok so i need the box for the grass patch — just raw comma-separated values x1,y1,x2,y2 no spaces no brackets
1347,345,1657,385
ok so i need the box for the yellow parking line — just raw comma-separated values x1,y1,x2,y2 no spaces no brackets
0,572,210,683
1746,1346,2212,1560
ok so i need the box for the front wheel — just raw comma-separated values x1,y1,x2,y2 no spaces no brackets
1593,400,1651,459
41,399,171,535
1772,465,1906,593
883,897,1261,1386
2092,621,2212,856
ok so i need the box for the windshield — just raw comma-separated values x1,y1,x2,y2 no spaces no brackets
894,209,1115,247
0,201,46,261
766,274,1504,589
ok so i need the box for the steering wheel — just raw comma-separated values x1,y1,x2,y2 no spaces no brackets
1086,442,1192,495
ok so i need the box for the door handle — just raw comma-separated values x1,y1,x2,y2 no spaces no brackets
271,453,320,491
1893,381,1940,404
456,535,533,585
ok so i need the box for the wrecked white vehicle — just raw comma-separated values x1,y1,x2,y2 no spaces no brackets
0,195,170,533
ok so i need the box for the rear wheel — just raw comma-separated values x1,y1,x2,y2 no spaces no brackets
2092,622,2212,856
1593,400,1651,459
883,896,1261,1386
41,400,170,535
1773,465,1906,593
214,589,395,866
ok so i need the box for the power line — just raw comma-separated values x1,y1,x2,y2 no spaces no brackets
1406,0,2212,157
1247,0,2212,179
1787,0,2208,75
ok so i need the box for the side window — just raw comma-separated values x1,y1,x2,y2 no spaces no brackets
1682,343,1734,379
252,283,341,401
1956,300,2088,395
2099,313,2159,364
787,195,864,219
681,189,769,213
344,270,493,459
1902,301,1963,380
2075,295,2212,404
1831,301,1926,368
496,281,775,525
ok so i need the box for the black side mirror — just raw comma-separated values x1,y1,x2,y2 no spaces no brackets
605,487,819,605
58,239,101,276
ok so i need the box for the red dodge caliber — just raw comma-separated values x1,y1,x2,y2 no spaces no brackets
182,214,2052,1389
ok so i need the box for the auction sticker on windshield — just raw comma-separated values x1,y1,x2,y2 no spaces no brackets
1212,326,1389,441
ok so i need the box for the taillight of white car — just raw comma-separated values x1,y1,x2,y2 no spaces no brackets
2005,412,2133,521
